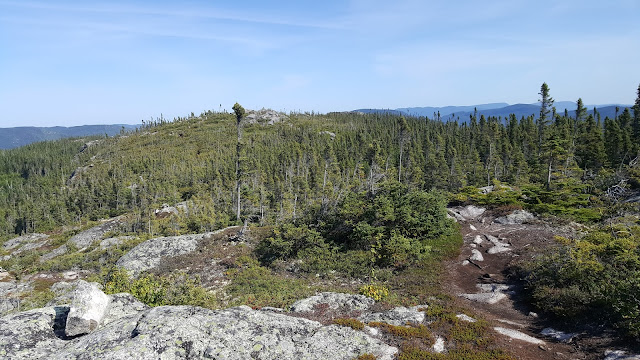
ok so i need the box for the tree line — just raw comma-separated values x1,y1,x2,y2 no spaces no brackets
0,83,639,238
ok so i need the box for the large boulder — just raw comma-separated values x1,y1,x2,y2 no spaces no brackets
447,205,486,221
65,281,110,337
290,292,375,313
115,233,211,276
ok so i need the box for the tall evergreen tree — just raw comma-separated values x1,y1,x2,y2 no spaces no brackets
633,83,640,154
232,102,245,221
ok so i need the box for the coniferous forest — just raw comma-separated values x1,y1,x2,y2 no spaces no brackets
1,83,639,237
1,84,640,356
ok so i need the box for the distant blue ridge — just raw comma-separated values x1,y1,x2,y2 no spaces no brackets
0,124,138,150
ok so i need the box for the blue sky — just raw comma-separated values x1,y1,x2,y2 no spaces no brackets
0,0,639,127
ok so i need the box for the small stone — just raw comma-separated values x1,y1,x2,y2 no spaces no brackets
470,249,484,262
493,327,545,345
432,336,445,353
456,314,476,322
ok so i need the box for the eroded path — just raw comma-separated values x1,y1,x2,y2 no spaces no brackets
443,206,617,360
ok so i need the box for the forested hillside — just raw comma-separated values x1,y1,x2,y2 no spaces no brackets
1,84,639,240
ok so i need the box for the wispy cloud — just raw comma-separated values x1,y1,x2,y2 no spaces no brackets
0,0,345,30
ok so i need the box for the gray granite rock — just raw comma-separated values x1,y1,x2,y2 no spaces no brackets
99,236,135,249
3,233,49,250
101,293,149,325
290,292,375,313
359,305,427,326
69,216,127,248
65,281,110,337
494,210,535,225
0,306,67,359
115,233,210,276
63,305,397,360
0,298,19,315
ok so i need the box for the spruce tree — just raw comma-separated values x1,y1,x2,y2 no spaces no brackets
633,84,640,154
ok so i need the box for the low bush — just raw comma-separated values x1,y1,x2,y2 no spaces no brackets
96,267,218,308
333,318,365,330
521,226,640,337
359,283,390,301
225,261,315,308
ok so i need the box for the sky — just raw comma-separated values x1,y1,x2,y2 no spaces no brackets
0,0,639,127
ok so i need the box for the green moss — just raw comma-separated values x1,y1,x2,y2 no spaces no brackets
333,318,365,331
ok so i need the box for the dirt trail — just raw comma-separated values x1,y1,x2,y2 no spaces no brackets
443,207,603,360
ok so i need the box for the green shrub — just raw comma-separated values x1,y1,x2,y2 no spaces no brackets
359,283,390,301
522,226,640,337
225,262,315,308
97,267,218,308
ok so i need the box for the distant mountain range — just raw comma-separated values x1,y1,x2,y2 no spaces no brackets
355,102,634,123
0,124,138,150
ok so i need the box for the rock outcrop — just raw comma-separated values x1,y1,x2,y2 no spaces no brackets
290,292,375,313
494,210,535,225
3,233,49,251
0,291,397,360
69,216,127,248
447,205,486,221
115,233,210,276
358,305,427,326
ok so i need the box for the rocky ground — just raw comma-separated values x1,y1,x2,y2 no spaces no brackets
2,207,640,359
445,205,640,360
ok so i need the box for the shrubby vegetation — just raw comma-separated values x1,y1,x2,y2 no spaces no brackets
521,226,640,337
257,181,454,275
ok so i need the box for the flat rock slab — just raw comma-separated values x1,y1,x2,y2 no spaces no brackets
493,327,545,345
541,327,578,343
99,236,135,250
0,307,67,359
604,350,640,360
487,245,511,254
456,314,476,322
447,205,486,221
476,284,511,293
40,245,68,263
3,233,49,250
115,232,211,276
291,292,375,313
460,292,507,304
494,210,535,225
69,216,126,248
59,305,398,360
358,305,427,326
